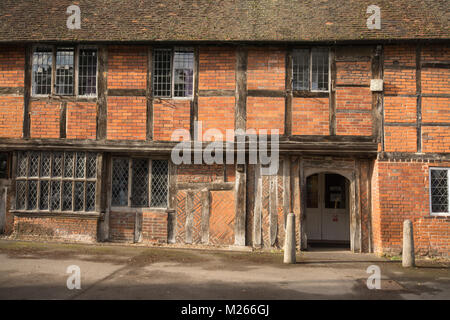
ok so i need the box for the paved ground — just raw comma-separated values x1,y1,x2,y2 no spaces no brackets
0,240,448,299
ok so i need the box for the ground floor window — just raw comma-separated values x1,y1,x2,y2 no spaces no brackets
15,151,98,212
111,158,168,208
430,168,449,216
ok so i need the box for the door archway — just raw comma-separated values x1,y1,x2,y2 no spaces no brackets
305,173,350,246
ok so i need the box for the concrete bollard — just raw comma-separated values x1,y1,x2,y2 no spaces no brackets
402,219,415,267
284,213,296,264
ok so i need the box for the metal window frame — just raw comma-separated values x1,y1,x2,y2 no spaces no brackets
149,159,169,208
14,151,98,214
110,157,169,209
54,47,75,96
31,45,53,97
152,48,173,98
77,45,99,97
172,48,195,100
310,47,330,93
429,167,450,216
292,47,330,93
153,47,195,100
31,45,98,98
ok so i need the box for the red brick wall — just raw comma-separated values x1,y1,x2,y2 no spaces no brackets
336,112,372,136
30,100,60,138
247,97,284,134
177,164,226,184
384,45,416,67
415,217,450,257
384,126,417,152
335,59,373,136
336,60,371,85
153,99,190,141
421,44,450,63
247,47,285,90
13,216,98,242
109,211,136,242
384,96,416,123
422,97,450,123
422,127,450,153
66,102,97,139
336,87,372,111
0,96,23,138
384,69,416,95
198,97,235,141
199,47,235,90
107,96,147,140
371,160,450,257
292,97,329,135
383,44,450,155
142,210,168,243
422,68,450,95
0,46,24,87
108,46,147,89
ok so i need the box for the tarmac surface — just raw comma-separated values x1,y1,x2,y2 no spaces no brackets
0,240,448,300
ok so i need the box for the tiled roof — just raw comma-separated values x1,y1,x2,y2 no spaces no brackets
0,0,448,42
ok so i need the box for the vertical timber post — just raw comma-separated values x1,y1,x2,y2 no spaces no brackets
234,46,247,246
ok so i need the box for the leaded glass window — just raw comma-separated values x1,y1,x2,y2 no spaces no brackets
15,151,98,212
153,48,194,98
150,160,168,208
78,48,98,96
292,48,329,92
32,48,52,96
111,158,169,208
430,168,450,215
55,48,74,95
31,46,98,97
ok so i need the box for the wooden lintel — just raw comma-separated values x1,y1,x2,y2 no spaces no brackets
107,89,146,97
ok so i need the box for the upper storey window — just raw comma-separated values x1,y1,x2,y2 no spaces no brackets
153,48,194,98
292,48,329,92
32,46,98,97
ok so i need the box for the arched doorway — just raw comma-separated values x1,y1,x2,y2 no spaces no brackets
305,173,350,247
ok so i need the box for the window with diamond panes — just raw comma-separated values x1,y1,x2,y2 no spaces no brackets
111,158,169,208
15,151,98,212
430,168,450,215
150,160,168,208
292,48,329,92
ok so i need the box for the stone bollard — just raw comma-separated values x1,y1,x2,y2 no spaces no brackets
284,213,296,264
402,219,415,267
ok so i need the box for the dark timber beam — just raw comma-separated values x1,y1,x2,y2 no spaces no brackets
234,46,248,246
147,46,153,141
416,44,422,153
285,49,293,137
190,46,199,139
329,47,337,136
372,45,383,143
96,45,108,141
59,101,67,139
23,45,31,139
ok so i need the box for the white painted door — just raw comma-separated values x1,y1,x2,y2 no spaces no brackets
306,173,349,242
